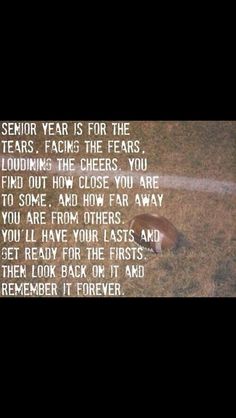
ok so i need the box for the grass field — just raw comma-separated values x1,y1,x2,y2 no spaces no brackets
0,121,235,297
